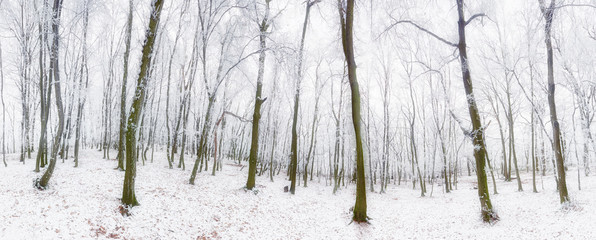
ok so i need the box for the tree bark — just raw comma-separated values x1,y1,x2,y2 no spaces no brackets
338,0,367,222
116,0,134,171
246,0,271,190
538,0,569,203
121,0,164,207
35,0,50,173
456,0,497,222
290,0,318,194
38,0,65,189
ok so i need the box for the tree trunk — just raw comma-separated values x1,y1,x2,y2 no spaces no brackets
538,0,569,203
289,0,318,194
121,0,164,207
116,0,134,171
74,0,90,167
35,0,49,173
190,97,215,185
456,0,497,222
246,0,271,190
339,0,367,222
0,41,6,167
38,0,65,189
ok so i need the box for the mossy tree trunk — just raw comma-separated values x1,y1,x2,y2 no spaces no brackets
455,0,497,222
338,0,367,223
246,0,271,190
121,0,164,207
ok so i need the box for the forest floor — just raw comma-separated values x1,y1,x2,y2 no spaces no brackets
1,150,595,239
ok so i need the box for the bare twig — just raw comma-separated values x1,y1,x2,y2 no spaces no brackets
381,20,458,47
554,3,596,9
465,13,487,26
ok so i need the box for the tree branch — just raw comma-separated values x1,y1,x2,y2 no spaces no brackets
222,111,252,123
465,13,487,26
381,20,458,47
449,109,472,138
588,27,596,40
554,3,596,9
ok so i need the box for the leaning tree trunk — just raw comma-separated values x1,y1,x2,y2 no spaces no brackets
38,0,65,189
538,0,569,204
455,0,497,222
190,96,214,185
121,0,164,207
339,0,367,223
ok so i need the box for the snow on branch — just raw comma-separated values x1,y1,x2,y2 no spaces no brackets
222,111,252,123
449,109,472,138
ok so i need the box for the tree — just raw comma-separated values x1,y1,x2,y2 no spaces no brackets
338,0,368,223
121,0,165,207
537,0,569,204
1,41,6,167
331,67,346,194
245,0,271,191
37,0,65,189
190,0,255,183
74,0,91,168
385,0,498,222
454,0,498,222
34,0,51,173
304,60,324,186
116,0,134,171
164,0,190,169
289,0,319,194
10,1,36,164
101,34,118,161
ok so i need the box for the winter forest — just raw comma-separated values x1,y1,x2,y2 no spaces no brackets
0,0,595,239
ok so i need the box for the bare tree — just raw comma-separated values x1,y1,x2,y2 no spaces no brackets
10,1,36,164
37,0,65,189
338,0,368,223
245,0,271,190
537,0,569,204
289,0,319,194
74,0,90,167
116,0,134,171
191,0,257,183
34,0,50,172
1,41,6,167
385,0,498,222
121,0,164,207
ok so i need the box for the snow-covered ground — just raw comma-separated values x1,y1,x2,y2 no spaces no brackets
1,150,594,239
